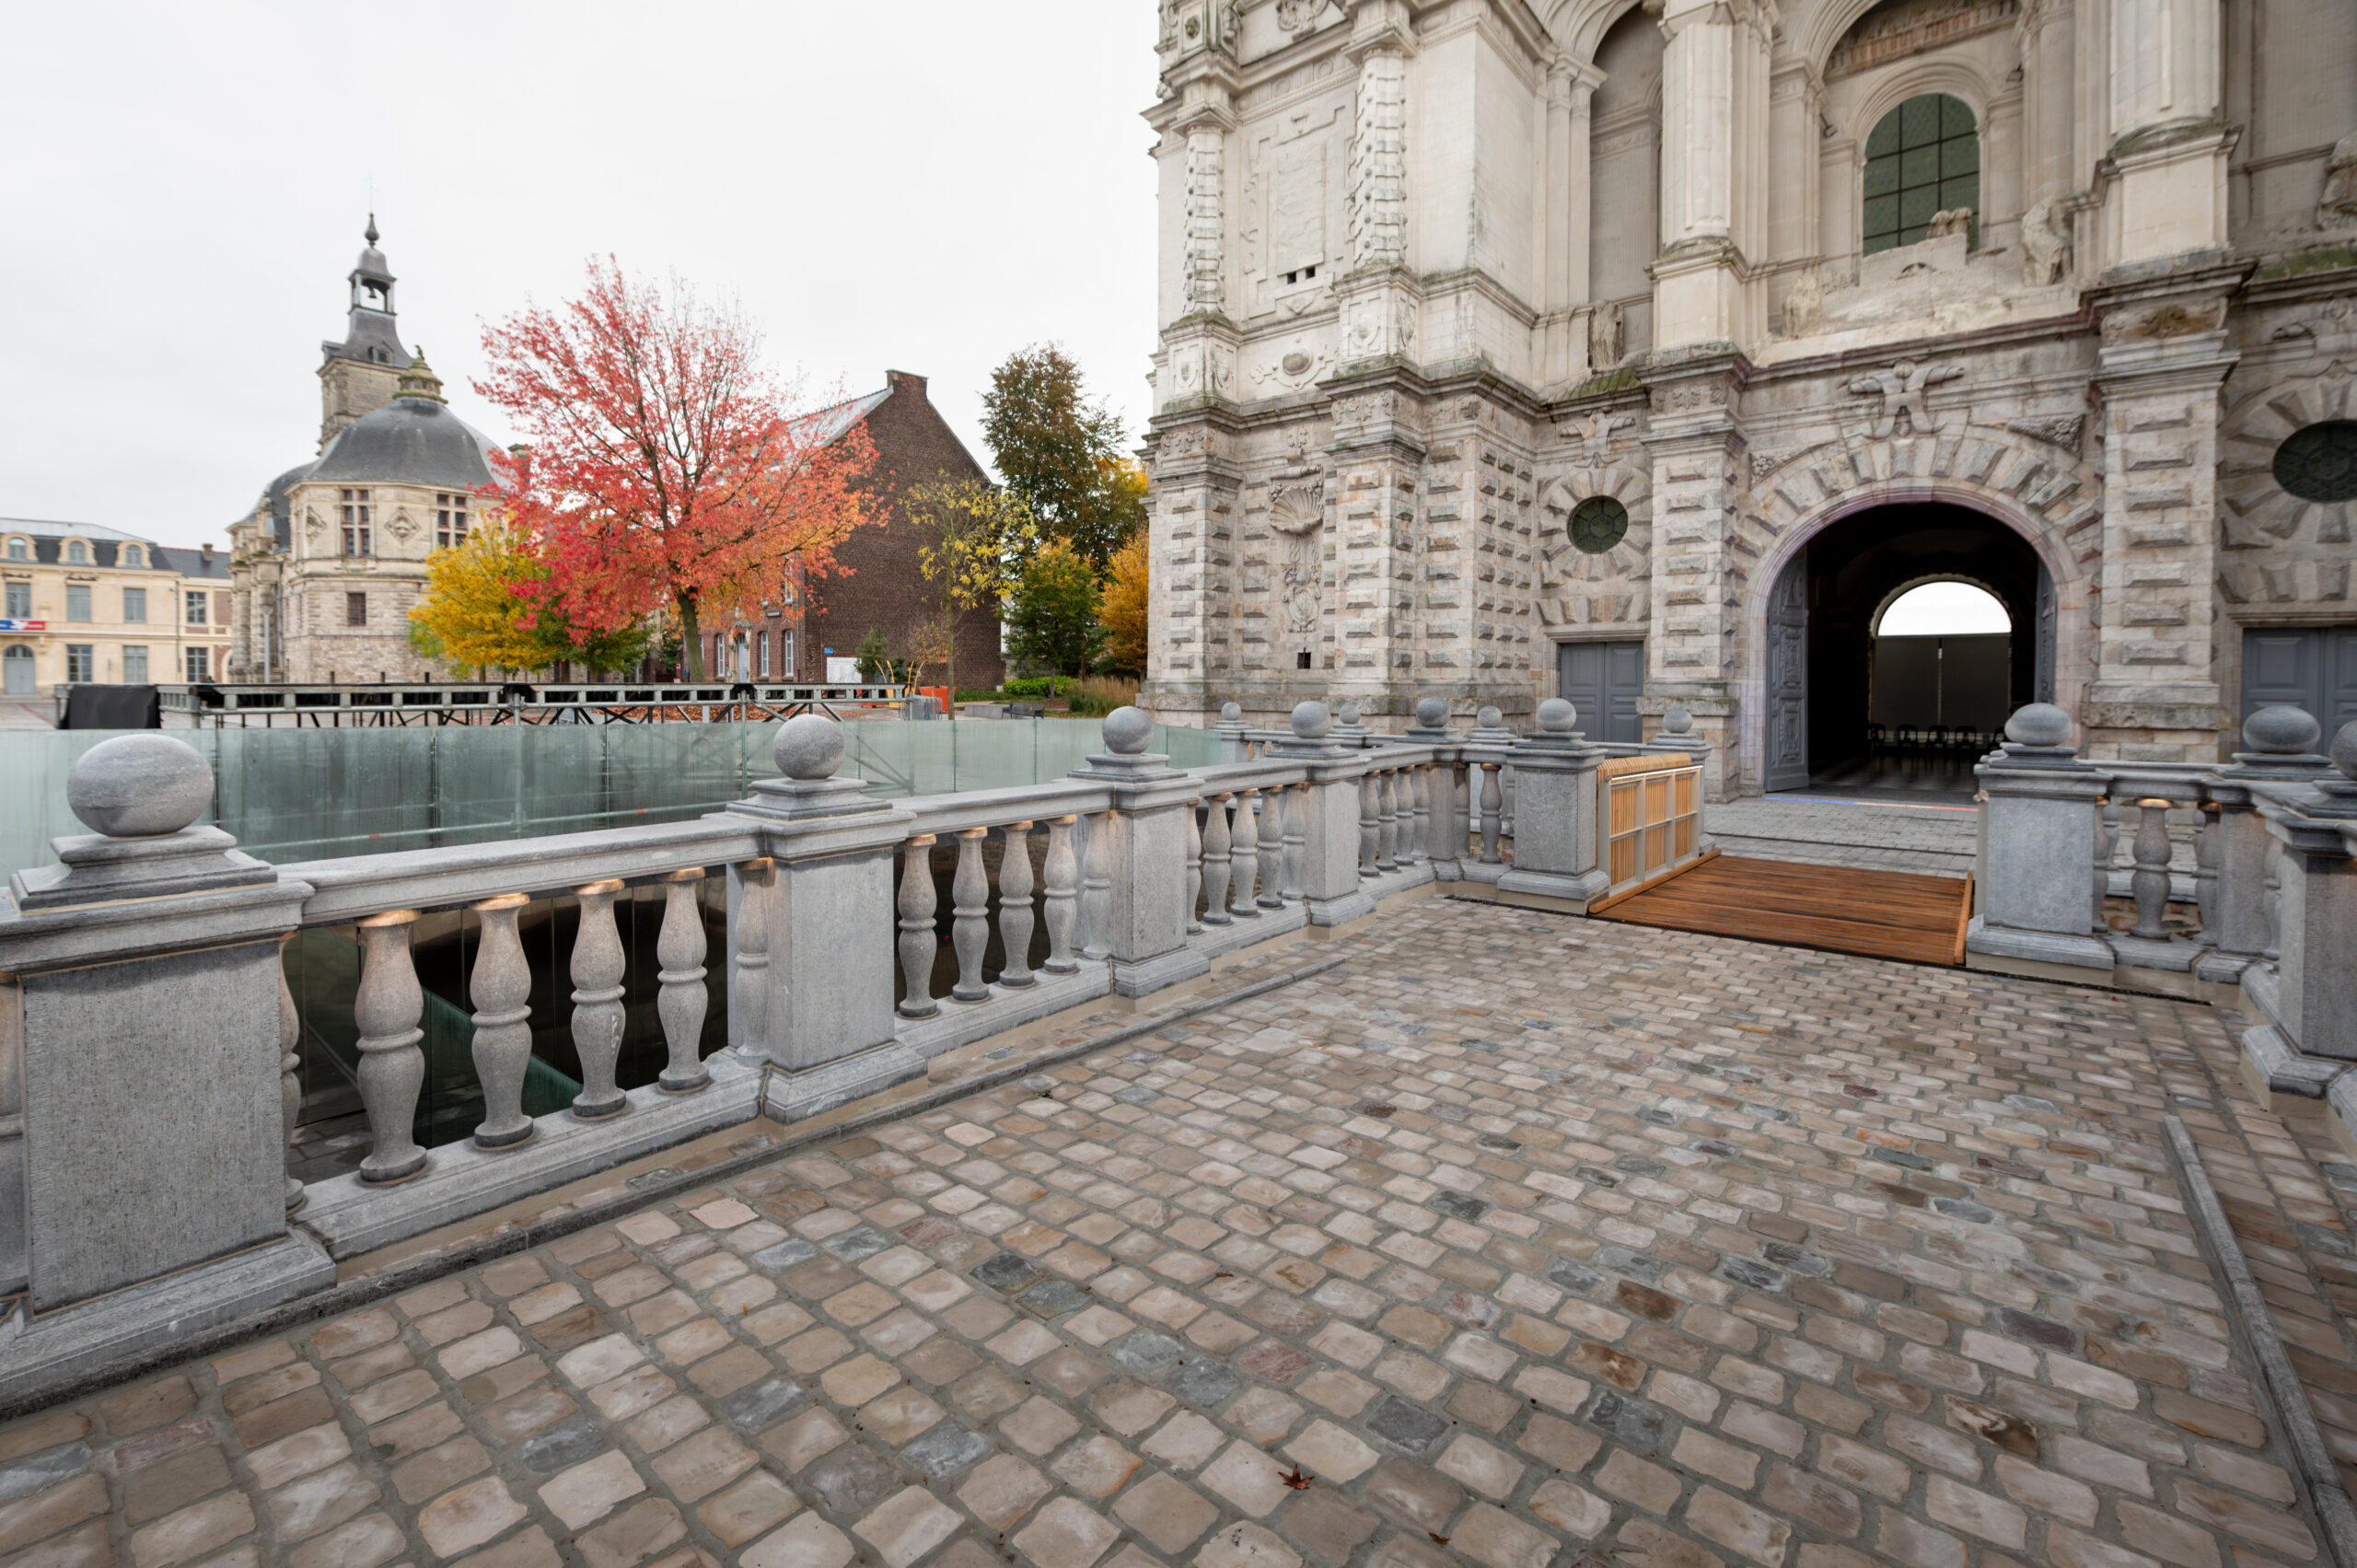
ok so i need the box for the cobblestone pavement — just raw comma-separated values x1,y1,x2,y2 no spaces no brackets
1709,797,1979,877
5,897,2351,1568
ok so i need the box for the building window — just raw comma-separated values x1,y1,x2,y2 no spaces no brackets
65,585,91,622
1569,496,1631,554
435,494,470,549
65,645,92,683
2274,422,2357,503
122,587,146,623
184,591,208,626
184,645,210,682
5,539,24,562
1863,93,1979,256
779,630,795,677
123,645,148,683
65,540,87,565
342,488,372,557
346,593,367,626
121,544,143,567
5,582,29,619
757,632,771,679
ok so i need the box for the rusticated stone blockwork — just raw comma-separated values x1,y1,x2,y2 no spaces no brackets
1141,0,2357,797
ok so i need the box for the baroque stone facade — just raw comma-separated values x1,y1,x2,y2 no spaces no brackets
1142,0,2357,798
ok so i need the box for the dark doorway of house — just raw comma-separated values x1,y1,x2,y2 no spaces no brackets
1558,640,1644,744
2243,625,2357,738
1772,503,2045,802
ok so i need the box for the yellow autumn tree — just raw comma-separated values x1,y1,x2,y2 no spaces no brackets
409,520,648,676
1097,531,1149,676
908,479,1038,699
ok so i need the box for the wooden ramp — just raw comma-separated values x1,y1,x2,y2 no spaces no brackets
1589,854,1972,967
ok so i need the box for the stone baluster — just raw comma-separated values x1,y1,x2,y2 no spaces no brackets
656,869,711,1092
1231,791,1260,917
354,910,428,1184
951,828,992,1002
469,893,535,1146
1202,794,1235,925
2128,801,2173,940
1043,815,1081,973
998,823,1037,989
1082,809,1116,960
278,937,303,1212
1281,783,1307,901
1259,782,1286,905
569,881,629,1120
1359,772,1381,875
1376,769,1399,872
1184,798,1205,934
2193,805,2220,944
897,835,941,1019
729,857,773,1056
1480,763,1504,865
1409,764,1431,865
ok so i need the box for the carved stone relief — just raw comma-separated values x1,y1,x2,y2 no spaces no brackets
1267,482,1326,635
1844,359,1964,438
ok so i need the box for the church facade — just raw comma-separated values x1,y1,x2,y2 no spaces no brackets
226,223,505,684
1141,0,2357,797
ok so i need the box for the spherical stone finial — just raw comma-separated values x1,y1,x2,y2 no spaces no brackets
773,714,845,781
67,734,214,838
1415,697,1448,728
1220,702,1242,723
1537,698,1576,734
2004,703,2073,749
1102,706,1155,756
1291,701,1332,739
1663,706,1693,737
2333,720,2357,782
1477,705,1503,730
1338,702,1362,726
2244,704,2321,757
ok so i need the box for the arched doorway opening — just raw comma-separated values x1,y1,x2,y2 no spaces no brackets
1765,502,2051,799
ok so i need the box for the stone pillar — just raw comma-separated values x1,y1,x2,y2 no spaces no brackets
729,715,923,1121
1069,707,1213,996
1542,62,1603,389
2084,263,2241,763
2200,706,2333,984
2019,0,2079,212
1651,0,1767,349
0,735,331,1399
1643,359,1745,799
1265,702,1378,926
1966,704,2119,977
1215,702,1250,763
1337,8,1417,371
2105,0,2232,264
1402,697,1463,877
2246,726,2357,1115
1499,700,1610,904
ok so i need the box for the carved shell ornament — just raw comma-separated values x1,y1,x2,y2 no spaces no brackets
1268,482,1325,536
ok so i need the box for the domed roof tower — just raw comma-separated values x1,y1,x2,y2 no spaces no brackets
318,215,417,448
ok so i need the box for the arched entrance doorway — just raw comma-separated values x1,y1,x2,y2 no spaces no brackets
1764,502,2053,796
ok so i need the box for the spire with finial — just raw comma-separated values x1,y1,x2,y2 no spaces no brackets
395,348,446,403
365,212,379,246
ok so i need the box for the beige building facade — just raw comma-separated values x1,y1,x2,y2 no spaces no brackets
0,518,230,699
1142,0,2357,797
227,222,503,684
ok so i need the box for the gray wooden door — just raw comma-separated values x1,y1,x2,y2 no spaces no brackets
1766,560,1810,791
1557,640,1645,744
2243,625,2357,737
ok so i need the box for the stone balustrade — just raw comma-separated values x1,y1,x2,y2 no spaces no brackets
0,692,1706,1404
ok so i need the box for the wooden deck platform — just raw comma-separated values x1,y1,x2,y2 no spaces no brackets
1589,854,1972,967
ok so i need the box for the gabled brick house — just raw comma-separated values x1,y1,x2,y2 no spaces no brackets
705,371,1004,691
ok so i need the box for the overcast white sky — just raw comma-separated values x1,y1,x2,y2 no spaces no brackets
0,1,1163,548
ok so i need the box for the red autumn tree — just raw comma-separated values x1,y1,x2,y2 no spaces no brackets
473,259,877,679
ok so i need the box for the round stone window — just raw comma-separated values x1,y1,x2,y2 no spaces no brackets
2274,421,2357,503
1569,496,1631,554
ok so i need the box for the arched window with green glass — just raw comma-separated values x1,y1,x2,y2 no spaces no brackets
1863,93,1979,255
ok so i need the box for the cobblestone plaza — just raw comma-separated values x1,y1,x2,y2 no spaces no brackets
6,895,2347,1568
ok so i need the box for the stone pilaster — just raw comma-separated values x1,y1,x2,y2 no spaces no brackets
1641,353,1747,800
1143,413,1245,718
1325,381,1429,712
1652,0,1769,350
1338,6,1416,371
2104,0,2235,265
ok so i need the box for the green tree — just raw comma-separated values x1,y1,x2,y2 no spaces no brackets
981,345,1144,571
908,479,1038,704
853,627,891,680
1005,540,1103,677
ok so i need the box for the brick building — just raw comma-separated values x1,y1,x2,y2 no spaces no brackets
704,371,1003,691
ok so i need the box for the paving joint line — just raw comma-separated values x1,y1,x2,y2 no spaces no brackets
2165,1111,2357,1568
0,948,1351,1423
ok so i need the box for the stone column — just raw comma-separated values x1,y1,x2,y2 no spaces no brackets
1499,701,1611,904
1068,707,1213,996
1263,702,1378,927
1966,705,2118,977
1336,9,1417,372
1643,365,1744,799
728,715,923,1121
2200,706,2333,983
2247,726,2357,1112
0,735,330,1398
2105,0,2232,264
1651,0,1767,348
